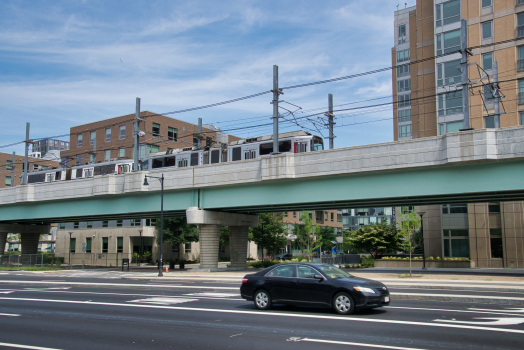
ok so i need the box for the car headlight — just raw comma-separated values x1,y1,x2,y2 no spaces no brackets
354,287,376,294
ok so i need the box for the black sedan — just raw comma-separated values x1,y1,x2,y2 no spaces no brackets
240,263,389,315
276,253,293,260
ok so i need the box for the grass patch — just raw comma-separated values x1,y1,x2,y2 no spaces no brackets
398,273,424,278
0,267,63,271
484,278,492,281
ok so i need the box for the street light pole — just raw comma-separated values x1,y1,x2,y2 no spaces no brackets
138,229,142,267
144,174,164,277
418,212,426,270
68,231,73,270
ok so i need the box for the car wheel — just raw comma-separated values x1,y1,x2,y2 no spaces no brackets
333,292,355,315
254,289,272,310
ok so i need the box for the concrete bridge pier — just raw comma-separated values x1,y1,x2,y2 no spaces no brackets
186,207,258,269
0,224,50,255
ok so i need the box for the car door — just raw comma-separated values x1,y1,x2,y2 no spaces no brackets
295,265,332,306
263,265,297,302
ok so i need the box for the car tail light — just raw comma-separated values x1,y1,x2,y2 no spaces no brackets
242,278,249,284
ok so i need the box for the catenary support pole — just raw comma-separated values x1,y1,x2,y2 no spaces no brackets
198,118,202,149
23,123,29,185
133,97,141,171
460,19,472,130
328,94,335,149
11,152,15,186
272,65,280,154
493,61,501,128
158,174,164,276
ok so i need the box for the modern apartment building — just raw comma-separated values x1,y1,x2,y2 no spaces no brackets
392,0,524,267
0,152,62,189
341,208,396,232
32,138,69,158
60,111,240,167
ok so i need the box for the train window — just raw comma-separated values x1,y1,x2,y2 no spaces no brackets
166,156,176,167
232,147,241,161
211,150,220,164
313,137,324,151
76,168,83,178
55,171,62,180
279,140,292,153
178,159,188,167
152,158,164,169
107,165,115,174
94,166,101,176
259,143,273,155
190,152,199,166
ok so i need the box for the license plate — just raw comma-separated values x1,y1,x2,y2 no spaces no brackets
384,296,390,303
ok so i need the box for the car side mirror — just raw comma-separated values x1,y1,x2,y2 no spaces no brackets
314,275,324,280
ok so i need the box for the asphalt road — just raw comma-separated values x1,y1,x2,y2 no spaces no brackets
0,279,523,349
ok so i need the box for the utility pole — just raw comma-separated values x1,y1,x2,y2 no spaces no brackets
11,152,15,186
197,118,202,149
271,65,283,154
460,19,473,131
23,123,30,185
493,61,501,128
133,97,141,171
326,94,335,149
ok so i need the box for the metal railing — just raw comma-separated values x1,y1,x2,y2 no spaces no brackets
0,253,151,268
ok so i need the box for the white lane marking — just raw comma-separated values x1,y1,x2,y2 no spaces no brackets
230,334,243,338
0,342,62,349
0,280,238,290
435,317,524,326
392,292,524,301
470,307,524,313
387,306,524,317
127,297,196,305
0,291,14,294
0,273,8,275
1,297,524,334
287,337,428,350
184,293,239,297
0,313,20,317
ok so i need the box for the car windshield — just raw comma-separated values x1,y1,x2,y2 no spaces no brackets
316,264,353,279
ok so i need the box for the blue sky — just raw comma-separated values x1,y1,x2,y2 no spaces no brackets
0,0,415,155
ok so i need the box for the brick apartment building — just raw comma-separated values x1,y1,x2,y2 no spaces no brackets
392,0,524,267
0,152,61,189
60,111,240,167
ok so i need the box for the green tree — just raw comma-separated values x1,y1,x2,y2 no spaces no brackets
397,207,422,277
155,217,199,260
249,213,287,260
345,220,402,258
315,225,337,254
220,226,230,249
292,211,323,261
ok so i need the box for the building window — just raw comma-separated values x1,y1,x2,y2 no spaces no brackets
152,123,160,137
76,154,82,165
73,222,79,229
86,237,92,253
438,92,463,116
119,125,126,140
130,219,141,226
436,29,461,56
398,24,406,44
488,203,500,213
285,212,289,217
90,131,96,145
117,237,123,253
435,0,460,27
397,78,410,92
185,243,191,253
102,221,108,228
482,0,492,7
116,220,123,227
485,116,495,128
193,136,198,146
105,128,111,142
482,21,492,40
6,160,13,171
119,147,125,158
519,79,524,104
337,214,342,223
87,222,93,229
443,229,469,258
490,228,503,258
77,134,82,147
439,120,463,135
105,150,111,161
396,64,410,78
145,218,157,226
398,109,411,122
102,237,108,253
520,112,524,125
518,13,524,38
481,52,493,71
172,244,179,253
59,223,66,229
70,238,76,253
398,94,411,108
442,204,467,214
315,211,322,222
401,206,414,214
396,49,410,63
398,124,412,138
168,127,177,141
293,212,296,218
437,59,461,86
324,212,328,221
5,176,12,187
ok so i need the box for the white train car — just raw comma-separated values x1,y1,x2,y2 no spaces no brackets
141,148,204,171
26,168,70,184
70,159,134,180
227,131,324,162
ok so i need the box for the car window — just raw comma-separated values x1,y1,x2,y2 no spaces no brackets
265,265,294,278
297,266,317,279
316,264,353,279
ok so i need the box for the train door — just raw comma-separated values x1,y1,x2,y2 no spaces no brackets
178,153,190,168
45,172,55,182
293,139,308,153
83,167,94,177
242,144,258,160
117,164,130,174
